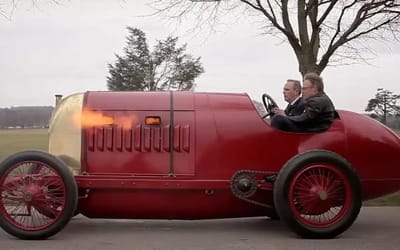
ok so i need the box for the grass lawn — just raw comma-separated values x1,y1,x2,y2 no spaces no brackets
0,128,399,205
364,191,400,206
0,128,49,161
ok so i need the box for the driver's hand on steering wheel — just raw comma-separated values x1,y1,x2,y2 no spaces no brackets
272,107,285,116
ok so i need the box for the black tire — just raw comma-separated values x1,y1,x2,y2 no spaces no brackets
0,150,78,240
266,207,280,220
273,150,362,239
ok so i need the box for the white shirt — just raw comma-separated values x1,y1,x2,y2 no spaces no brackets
290,96,301,106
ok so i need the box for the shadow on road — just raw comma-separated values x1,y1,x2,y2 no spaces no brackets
64,216,287,237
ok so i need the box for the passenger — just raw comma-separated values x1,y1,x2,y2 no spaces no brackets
272,79,305,116
271,73,336,132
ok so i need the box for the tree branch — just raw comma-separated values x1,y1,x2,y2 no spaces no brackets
347,14,400,42
316,0,339,27
318,0,359,71
265,0,277,21
153,0,400,75
321,0,400,71
238,0,301,52
298,0,309,48
280,0,301,52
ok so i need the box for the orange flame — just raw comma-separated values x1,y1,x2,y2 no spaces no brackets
115,116,136,130
73,109,137,130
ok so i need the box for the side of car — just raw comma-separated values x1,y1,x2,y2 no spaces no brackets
0,91,399,240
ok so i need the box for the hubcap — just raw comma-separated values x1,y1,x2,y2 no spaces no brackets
23,192,33,202
319,191,328,201
23,184,43,203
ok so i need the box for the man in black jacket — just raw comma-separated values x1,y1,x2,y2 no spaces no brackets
271,73,336,132
272,79,305,116
285,79,305,116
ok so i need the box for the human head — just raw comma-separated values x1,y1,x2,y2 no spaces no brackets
302,72,323,99
283,79,301,103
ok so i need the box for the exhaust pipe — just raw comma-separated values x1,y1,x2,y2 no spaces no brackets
55,94,63,107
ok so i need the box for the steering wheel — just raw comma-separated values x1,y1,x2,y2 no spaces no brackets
262,93,278,118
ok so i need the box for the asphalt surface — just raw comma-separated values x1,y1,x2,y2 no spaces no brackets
0,207,399,250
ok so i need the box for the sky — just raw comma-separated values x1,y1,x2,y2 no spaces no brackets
1,0,400,113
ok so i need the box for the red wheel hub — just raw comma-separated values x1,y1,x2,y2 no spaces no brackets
288,164,352,227
0,161,67,230
296,185,333,215
23,184,43,203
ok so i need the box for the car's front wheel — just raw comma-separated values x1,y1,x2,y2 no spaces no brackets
0,151,78,240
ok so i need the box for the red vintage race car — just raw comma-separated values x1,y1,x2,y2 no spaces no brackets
0,91,399,240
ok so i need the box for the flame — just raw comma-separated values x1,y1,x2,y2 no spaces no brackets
73,109,114,128
115,116,136,130
73,109,138,130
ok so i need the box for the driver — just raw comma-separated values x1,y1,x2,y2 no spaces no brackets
272,79,305,116
271,73,336,132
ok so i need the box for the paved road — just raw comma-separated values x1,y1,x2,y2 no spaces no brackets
0,207,399,250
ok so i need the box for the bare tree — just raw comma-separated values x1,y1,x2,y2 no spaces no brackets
0,0,17,19
152,0,400,76
0,0,59,20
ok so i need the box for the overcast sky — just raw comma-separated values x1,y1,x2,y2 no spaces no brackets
1,0,400,113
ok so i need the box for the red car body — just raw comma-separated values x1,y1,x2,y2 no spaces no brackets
1,91,400,240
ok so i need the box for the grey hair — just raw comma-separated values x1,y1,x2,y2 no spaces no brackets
287,79,301,94
303,73,324,92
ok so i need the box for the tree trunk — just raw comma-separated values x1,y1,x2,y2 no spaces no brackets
297,53,320,76
295,40,321,76
298,62,320,76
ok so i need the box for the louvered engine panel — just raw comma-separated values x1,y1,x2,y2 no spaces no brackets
84,110,194,175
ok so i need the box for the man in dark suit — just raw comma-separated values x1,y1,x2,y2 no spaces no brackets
271,73,336,133
272,79,305,116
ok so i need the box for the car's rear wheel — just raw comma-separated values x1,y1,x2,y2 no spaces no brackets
0,151,78,240
273,150,361,239
265,207,280,220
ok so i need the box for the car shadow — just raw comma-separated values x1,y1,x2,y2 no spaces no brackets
58,216,288,238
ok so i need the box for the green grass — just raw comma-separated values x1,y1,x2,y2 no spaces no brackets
0,128,48,161
0,128,399,205
364,192,400,206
